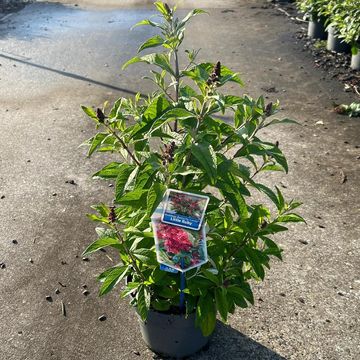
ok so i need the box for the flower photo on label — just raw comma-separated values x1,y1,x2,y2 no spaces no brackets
152,220,208,272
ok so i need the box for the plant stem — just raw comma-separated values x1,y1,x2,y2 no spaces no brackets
105,124,141,166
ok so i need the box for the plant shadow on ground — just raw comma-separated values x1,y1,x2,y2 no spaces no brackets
155,321,286,360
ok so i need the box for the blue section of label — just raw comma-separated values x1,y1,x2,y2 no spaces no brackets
160,264,179,273
162,213,201,230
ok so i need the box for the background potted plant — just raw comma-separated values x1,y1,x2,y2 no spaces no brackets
322,1,351,53
333,0,360,69
296,0,328,40
81,2,304,358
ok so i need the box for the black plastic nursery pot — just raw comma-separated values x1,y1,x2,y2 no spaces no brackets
307,16,327,40
138,310,211,358
327,26,351,53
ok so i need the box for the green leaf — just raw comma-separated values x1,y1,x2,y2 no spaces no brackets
131,19,162,29
215,287,228,322
243,247,266,280
122,53,175,76
247,206,260,234
93,162,123,179
137,285,151,321
217,181,248,219
277,213,305,223
86,133,108,157
202,269,220,285
81,105,98,120
143,95,171,122
147,182,166,216
178,9,208,28
99,266,128,296
138,35,164,53
152,298,171,311
82,236,121,256
254,183,280,209
154,1,171,16
275,186,285,211
117,189,148,206
115,164,136,201
133,248,157,265
191,143,217,185
227,285,253,305
196,293,217,336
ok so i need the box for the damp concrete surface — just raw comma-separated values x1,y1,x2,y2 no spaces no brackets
0,1,359,359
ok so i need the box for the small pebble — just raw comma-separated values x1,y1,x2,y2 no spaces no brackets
133,351,141,356
46,296,53,302
1,195,5,199
18,331,23,335
55,289,60,294
298,297,305,304
52,193,57,197
65,180,77,185
337,291,345,296
98,314,107,322
279,293,286,297
82,284,87,289
83,290,90,296
0,263,6,269
326,319,331,323
29,258,33,264
108,184,113,188
61,261,67,265
298,239,308,245
82,257,89,262
12,239,18,244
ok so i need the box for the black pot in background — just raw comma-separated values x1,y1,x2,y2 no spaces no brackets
138,310,211,358
308,16,327,40
327,25,351,53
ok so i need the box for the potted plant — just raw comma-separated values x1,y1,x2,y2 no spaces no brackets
322,0,351,53
333,0,360,69
296,0,328,40
81,2,304,358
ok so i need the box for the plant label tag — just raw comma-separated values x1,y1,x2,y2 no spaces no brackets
161,189,209,231
159,264,179,274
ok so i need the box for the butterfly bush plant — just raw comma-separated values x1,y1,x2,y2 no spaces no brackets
81,2,304,336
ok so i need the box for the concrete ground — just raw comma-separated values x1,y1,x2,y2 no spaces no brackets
0,1,359,359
